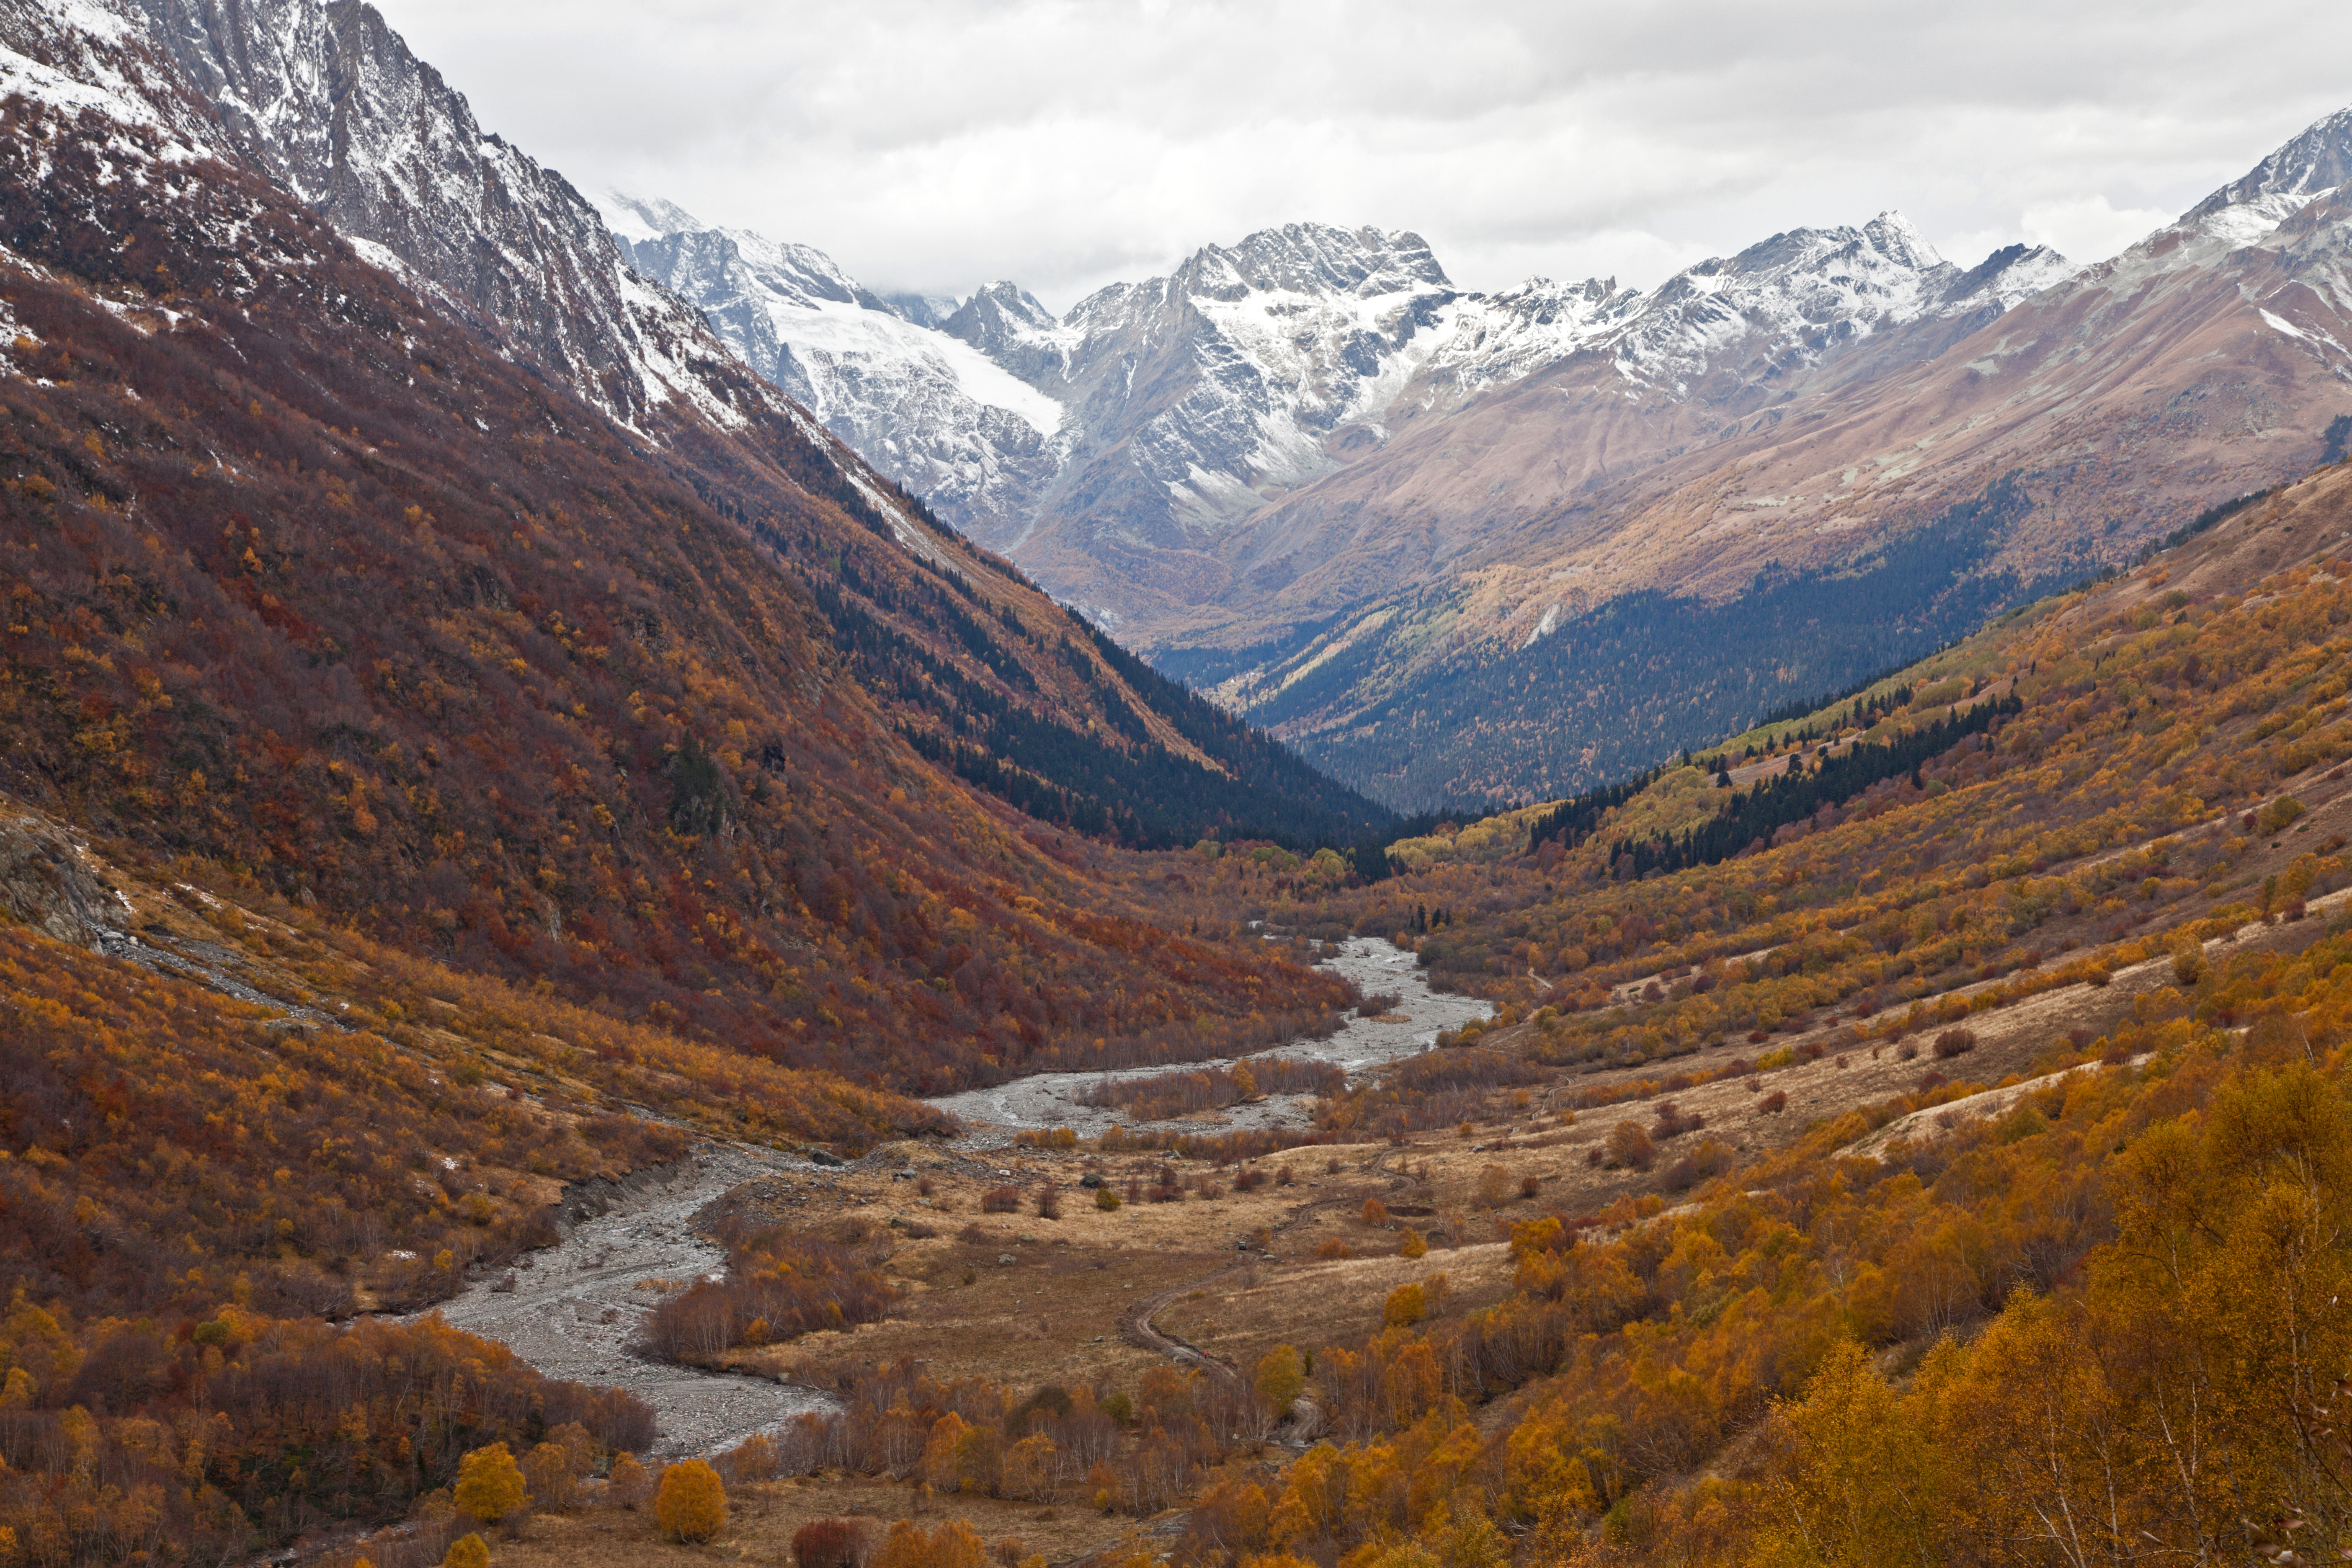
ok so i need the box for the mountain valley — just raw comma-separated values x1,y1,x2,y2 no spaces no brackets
608,115,2352,805
5,1,2352,1565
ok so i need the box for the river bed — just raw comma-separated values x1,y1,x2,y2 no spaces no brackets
927,936,1492,1145
423,938,1479,1455
420,1143,838,1456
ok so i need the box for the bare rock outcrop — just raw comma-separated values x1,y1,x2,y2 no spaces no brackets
0,807,111,949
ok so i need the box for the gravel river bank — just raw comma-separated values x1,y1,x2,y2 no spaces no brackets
420,1143,838,1456
926,936,1491,1145
420,938,1481,1454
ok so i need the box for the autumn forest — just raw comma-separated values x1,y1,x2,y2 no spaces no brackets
5,12,2352,1568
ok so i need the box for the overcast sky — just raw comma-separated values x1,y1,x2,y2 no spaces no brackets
374,0,2352,313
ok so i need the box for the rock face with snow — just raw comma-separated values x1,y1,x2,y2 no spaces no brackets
125,0,754,431
0,0,1392,849
603,200,1066,541
1206,108,2352,805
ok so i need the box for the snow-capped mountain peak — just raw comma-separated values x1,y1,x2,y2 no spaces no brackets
2187,106,2352,227
943,281,1073,384
609,201,1068,537
2106,105,2352,279
1179,221,1451,303
593,188,705,246
1548,210,2070,399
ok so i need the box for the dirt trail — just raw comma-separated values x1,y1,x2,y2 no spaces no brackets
1120,1265,1248,1390
422,1143,838,1457
927,937,1491,1144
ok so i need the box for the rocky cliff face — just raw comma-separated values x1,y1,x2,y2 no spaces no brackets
0,809,112,950
603,202,1068,542
125,0,759,432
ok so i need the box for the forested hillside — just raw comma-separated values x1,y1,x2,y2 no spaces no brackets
0,69,1357,1096
1157,450,2352,1567
1249,472,2079,806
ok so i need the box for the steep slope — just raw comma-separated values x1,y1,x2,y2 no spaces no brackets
0,0,1359,1095
1207,111,2352,803
1183,454,2352,1568
115,0,1385,850
128,0,749,433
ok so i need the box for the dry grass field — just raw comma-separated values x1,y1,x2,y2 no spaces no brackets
487,1471,1145,1567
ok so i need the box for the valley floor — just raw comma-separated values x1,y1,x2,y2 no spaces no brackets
926,937,1491,1142
420,1144,838,1457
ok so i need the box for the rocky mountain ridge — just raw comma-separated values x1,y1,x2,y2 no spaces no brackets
601,194,1069,544
12,0,1387,847
608,203,2076,643
1203,115,2352,803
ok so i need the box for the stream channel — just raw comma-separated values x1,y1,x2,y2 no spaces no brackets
423,937,1487,1454
926,936,1494,1143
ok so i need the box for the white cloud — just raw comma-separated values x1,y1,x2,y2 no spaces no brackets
2018,196,2184,266
371,0,2352,308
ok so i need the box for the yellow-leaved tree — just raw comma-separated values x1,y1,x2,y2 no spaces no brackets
1753,1339,1940,1568
1255,1344,1305,1417
607,1452,652,1509
452,1442,527,1525
872,1518,988,1568
655,1458,727,1543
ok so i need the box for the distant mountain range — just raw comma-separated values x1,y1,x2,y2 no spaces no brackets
42,0,2351,813
604,112,2352,805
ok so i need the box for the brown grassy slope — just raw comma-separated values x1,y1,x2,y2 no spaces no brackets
0,86,1343,1095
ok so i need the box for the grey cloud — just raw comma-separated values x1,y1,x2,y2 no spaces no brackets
374,0,2352,309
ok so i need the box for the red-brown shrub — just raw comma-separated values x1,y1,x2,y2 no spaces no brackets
644,1225,892,1361
792,1517,871,1568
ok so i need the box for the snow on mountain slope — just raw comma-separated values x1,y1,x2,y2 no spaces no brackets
121,0,774,434
1204,109,2352,805
942,281,1078,384
1003,212,2076,645
549,197,2070,637
1045,223,1460,537
598,188,704,246
2184,106,2352,238
1598,213,2072,400
0,0,224,157
605,198,1066,544
2092,106,2352,288
1407,276,1647,408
